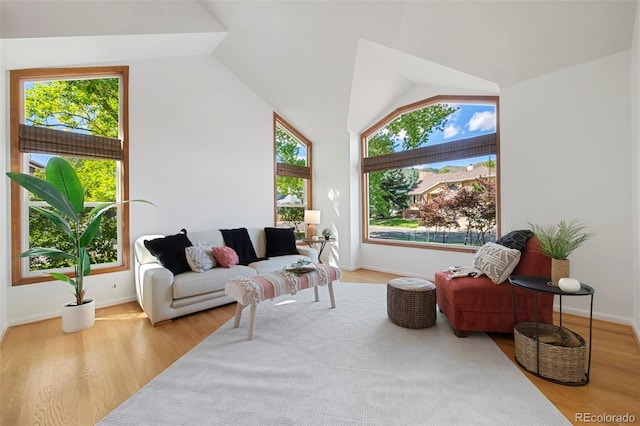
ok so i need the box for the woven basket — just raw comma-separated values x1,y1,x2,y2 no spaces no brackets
514,322,586,383
386,281,436,329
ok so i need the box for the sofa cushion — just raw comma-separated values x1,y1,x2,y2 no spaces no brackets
264,227,298,257
220,227,264,265
144,229,192,275
185,246,217,272
473,242,521,284
172,265,256,299
212,246,239,268
496,229,534,252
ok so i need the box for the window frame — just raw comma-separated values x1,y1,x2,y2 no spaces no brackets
9,66,130,285
360,95,500,252
273,113,313,226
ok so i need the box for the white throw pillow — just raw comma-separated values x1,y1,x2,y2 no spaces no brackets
185,246,217,272
473,242,521,284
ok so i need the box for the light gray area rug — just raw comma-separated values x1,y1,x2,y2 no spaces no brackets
100,283,570,426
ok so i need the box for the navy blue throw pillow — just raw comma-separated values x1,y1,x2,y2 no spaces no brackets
144,229,193,275
496,229,534,252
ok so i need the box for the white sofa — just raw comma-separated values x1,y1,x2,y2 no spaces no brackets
134,228,318,325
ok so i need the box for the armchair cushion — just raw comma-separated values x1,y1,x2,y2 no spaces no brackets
435,235,553,336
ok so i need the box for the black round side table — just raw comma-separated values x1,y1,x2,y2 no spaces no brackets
508,275,594,386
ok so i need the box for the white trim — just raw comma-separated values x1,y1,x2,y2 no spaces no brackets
7,295,137,327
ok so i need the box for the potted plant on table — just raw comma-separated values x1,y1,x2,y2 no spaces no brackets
7,157,151,332
528,219,592,287
321,228,332,240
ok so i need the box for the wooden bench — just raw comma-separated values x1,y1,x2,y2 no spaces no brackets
225,264,341,339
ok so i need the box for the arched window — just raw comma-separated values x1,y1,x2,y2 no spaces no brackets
274,113,312,239
361,95,499,251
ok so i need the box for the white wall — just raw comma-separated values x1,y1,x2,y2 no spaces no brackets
501,51,632,323
356,51,635,324
128,54,274,235
631,1,640,340
2,53,274,326
308,124,352,267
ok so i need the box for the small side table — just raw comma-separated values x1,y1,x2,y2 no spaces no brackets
508,275,594,386
301,237,336,264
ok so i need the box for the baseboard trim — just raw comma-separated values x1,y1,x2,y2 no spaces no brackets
0,324,8,348
554,304,634,327
8,295,137,327
354,263,435,281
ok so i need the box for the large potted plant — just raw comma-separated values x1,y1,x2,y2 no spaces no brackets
7,157,150,332
529,219,592,286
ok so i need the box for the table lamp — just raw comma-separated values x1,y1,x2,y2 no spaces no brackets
304,209,321,239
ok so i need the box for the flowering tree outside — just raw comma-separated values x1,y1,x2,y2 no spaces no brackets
419,177,496,245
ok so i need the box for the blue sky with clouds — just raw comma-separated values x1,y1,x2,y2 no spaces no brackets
429,103,496,144
425,103,496,169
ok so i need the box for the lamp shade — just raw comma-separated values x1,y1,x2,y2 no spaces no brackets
304,209,321,224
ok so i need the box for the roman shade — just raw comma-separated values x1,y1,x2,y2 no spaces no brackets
19,124,123,160
276,162,311,179
363,133,496,173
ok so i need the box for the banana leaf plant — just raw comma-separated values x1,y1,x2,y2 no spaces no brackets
7,157,151,305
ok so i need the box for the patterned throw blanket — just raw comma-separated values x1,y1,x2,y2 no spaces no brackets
227,264,342,306
444,266,484,281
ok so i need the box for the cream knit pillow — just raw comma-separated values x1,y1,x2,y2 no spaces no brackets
473,242,521,284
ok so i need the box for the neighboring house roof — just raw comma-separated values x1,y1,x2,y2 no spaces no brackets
408,165,494,196
28,159,45,172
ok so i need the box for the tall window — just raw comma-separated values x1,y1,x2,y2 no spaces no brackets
361,95,499,251
9,66,130,285
274,113,312,238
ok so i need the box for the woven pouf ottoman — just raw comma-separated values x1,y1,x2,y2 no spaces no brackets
387,277,437,329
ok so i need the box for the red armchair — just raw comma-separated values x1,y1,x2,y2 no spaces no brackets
434,237,554,337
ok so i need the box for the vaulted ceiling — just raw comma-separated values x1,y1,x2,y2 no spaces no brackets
202,1,637,140
1,1,636,143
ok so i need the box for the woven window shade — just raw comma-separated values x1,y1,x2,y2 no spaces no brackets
19,124,123,160
276,162,311,179
363,133,496,173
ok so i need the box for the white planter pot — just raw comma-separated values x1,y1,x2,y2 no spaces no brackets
61,299,95,333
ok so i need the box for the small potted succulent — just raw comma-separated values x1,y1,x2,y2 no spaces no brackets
321,228,332,240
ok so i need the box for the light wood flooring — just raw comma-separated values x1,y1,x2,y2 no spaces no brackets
1,269,639,425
